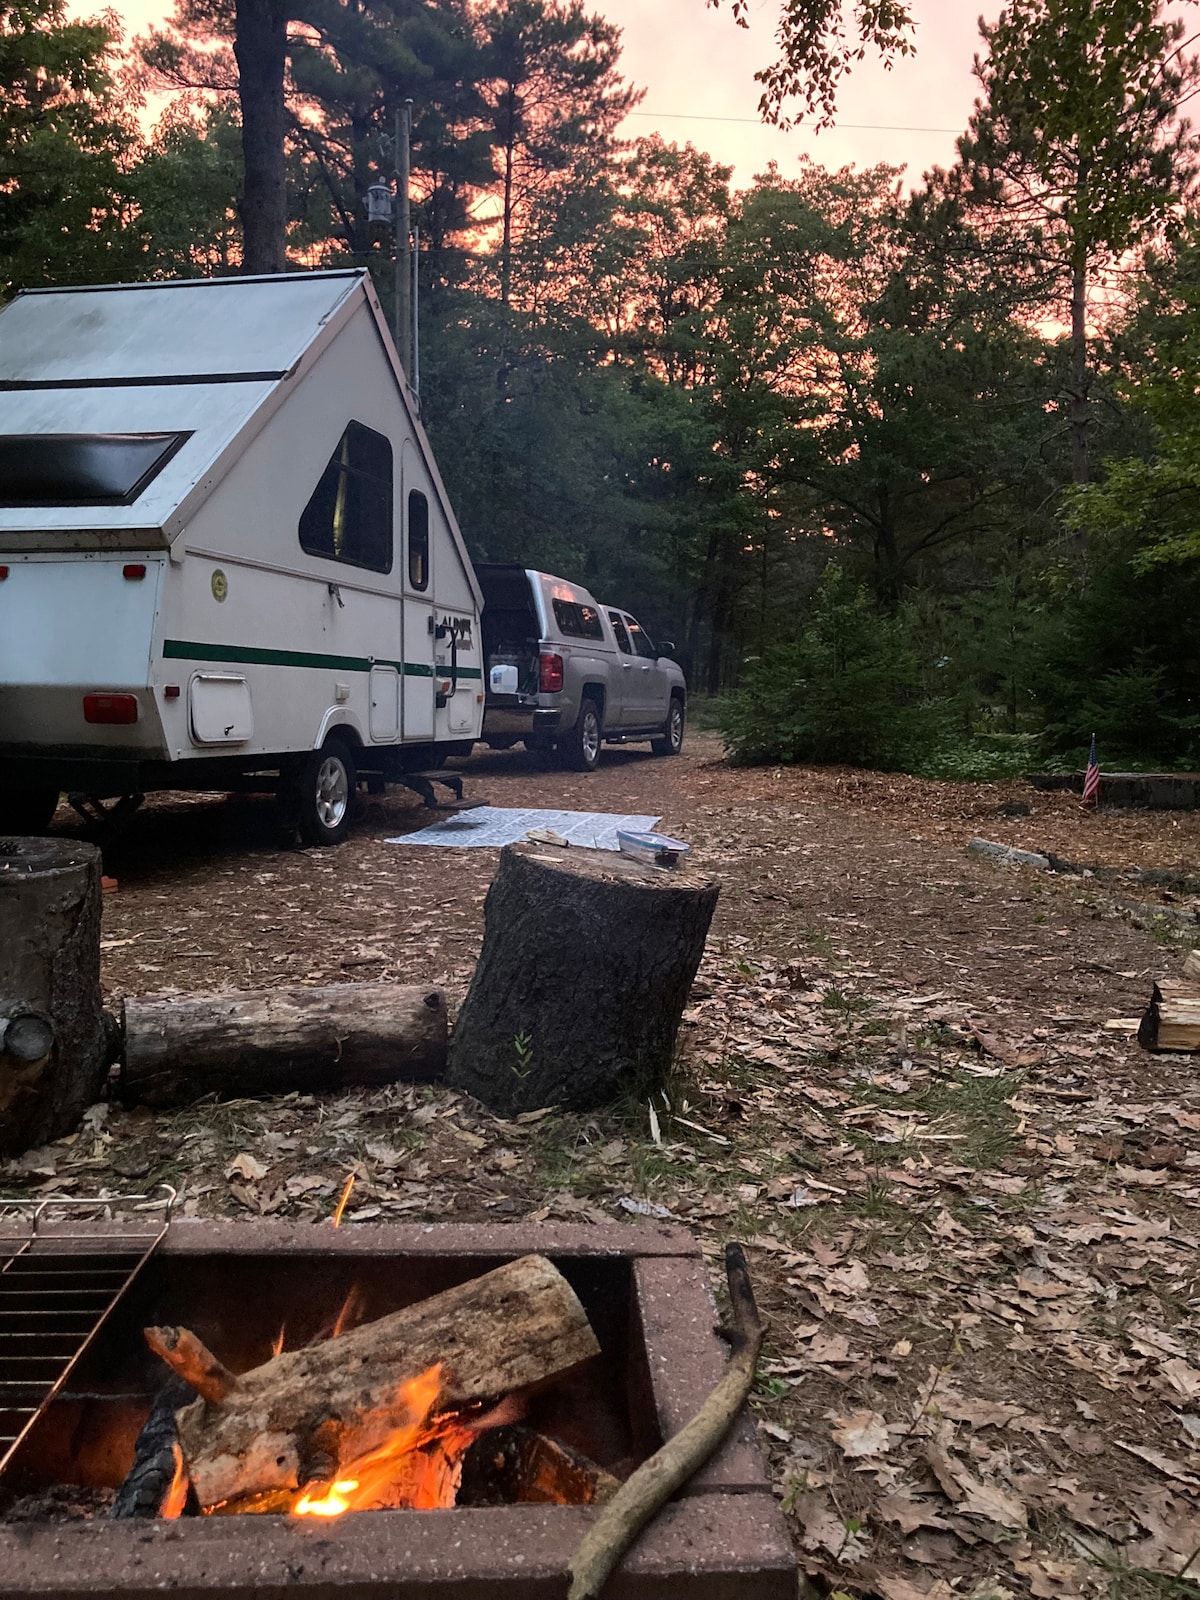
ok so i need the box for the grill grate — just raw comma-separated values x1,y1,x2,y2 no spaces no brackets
0,1191,174,1478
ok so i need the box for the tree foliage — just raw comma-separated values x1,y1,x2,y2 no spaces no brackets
0,0,144,293
5,0,1200,769
707,0,915,126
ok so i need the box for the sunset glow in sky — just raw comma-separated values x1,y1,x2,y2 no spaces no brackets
101,0,1200,188
105,0,996,187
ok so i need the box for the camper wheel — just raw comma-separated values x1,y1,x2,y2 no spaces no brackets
294,739,357,847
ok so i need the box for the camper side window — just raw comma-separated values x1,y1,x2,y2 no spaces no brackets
299,421,393,574
408,490,430,591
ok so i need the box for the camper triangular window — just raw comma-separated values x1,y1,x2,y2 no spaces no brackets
299,421,393,574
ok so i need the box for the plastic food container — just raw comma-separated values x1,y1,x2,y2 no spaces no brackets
617,830,691,868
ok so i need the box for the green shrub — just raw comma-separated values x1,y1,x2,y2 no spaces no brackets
720,563,945,768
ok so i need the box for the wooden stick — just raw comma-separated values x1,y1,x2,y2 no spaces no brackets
145,1326,238,1404
566,1243,767,1600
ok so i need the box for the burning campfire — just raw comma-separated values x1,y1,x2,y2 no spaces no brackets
132,1254,609,1520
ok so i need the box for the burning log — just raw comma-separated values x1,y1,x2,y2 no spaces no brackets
447,841,720,1115
118,981,447,1107
0,836,107,1156
146,1253,600,1513
110,1381,193,1520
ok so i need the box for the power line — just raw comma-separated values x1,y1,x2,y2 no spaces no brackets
626,109,962,134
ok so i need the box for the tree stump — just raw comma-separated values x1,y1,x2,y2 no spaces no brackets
0,836,106,1156
446,842,719,1116
119,982,447,1108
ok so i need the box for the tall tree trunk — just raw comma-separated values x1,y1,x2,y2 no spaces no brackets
234,0,289,275
1069,250,1090,488
500,86,517,309
873,489,901,611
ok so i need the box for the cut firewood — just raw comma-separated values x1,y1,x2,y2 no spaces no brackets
118,981,447,1107
1139,981,1200,1053
566,1242,767,1600
144,1326,237,1404
155,1254,599,1510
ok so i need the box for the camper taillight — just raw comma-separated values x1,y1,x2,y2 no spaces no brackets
83,694,138,725
539,652,564,693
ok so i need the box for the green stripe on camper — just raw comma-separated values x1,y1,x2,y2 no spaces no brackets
163,640,481,679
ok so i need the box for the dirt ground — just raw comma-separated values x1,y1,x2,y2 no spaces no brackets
5,732,1200,1599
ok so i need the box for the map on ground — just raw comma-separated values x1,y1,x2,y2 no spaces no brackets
389,806,661,852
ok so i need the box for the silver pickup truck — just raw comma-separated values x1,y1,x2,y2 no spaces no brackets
477,565,687,770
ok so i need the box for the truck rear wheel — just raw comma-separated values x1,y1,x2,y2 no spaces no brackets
296,739,357,847
653,696,685,757
561,698,602,772
0,788,60,835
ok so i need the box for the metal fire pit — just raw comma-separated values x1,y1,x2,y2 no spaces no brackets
0,1219,794,1599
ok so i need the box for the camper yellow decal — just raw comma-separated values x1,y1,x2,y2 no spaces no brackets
211,569,228,602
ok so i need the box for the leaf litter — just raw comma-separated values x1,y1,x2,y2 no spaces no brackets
5,735,1200,1596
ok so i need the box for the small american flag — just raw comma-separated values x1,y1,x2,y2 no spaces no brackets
1082,734,1100,807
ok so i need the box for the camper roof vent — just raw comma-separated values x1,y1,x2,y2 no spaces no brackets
0,432,191,508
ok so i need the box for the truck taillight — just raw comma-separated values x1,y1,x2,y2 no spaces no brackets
122,563,146,580
539,652,564,693
83,693,138,725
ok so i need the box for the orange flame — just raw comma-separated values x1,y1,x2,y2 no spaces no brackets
331,1174,356,1227
291,1364,480,1518
270,1325,286,1357
331,1285,364,1341
161,1441,189,1519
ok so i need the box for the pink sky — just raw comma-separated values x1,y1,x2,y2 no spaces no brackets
105,0,993,186
101,0,1200,186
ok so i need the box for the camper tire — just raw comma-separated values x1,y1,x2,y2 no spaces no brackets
561,696,602,773
652,696,685,757
295,739,357,847
0,788,60,835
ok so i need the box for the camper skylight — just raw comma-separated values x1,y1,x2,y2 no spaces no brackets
0,432,189,508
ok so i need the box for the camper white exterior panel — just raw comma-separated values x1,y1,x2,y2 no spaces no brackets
0,555,166,750
0,556,160,686
0,273,359,383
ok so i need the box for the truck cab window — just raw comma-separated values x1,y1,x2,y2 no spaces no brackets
552,599,604,640
408,490,430,590
608,612,632,654
626,616,657,659
299,421,393,573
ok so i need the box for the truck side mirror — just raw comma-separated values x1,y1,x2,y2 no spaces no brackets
660,641,675,656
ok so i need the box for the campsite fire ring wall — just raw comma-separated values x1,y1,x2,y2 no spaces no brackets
0,1219,795,1598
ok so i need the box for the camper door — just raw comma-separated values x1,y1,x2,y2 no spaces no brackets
401,444,435,740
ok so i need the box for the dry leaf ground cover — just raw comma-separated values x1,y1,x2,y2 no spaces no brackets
4,733,1200,1598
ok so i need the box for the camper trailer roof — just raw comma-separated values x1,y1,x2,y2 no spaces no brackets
0,271,377,539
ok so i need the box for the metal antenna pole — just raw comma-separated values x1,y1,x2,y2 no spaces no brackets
395,100,413,378
411,223,420,407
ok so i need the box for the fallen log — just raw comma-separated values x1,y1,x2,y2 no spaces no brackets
447,841,719,1115
566,1242,767,1600
149,1253,599,1510
118,981,447,1107
966,838,1051,871
1138,980,1200,1052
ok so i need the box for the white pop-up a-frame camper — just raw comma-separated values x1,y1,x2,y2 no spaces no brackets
0,270,484,844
